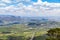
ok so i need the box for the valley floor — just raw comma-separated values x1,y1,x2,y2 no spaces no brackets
0,24,59,40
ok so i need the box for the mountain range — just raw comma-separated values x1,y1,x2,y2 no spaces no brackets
0,15,59,27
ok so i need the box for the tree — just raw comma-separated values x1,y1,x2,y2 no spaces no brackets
8,36,25,40
46,28,60,40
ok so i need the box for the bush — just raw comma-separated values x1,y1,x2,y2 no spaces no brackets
46,28,60,40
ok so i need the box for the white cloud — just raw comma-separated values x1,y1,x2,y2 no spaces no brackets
0,0,60,17
2,0,11,3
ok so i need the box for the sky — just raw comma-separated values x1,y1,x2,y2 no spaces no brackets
42,0,60,3
0,0,60,17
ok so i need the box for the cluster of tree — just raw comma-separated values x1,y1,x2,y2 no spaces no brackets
7,36,24,40
0,36,25,40
46,28,60,40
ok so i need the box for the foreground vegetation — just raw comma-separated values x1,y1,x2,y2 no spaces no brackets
0,24,48,40
0,24,59,40
46,28,60,40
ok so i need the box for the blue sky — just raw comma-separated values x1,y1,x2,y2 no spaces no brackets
32,0,38,2
42,0,60,3
32,0,60,3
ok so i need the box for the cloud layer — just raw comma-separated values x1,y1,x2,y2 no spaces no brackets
0,0,60,17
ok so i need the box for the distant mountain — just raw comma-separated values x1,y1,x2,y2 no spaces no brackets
0,15,21,26
0,15,60,27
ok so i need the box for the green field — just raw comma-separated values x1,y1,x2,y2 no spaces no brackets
0,24,53,40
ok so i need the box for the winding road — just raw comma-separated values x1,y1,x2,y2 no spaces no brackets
30,32,36,40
